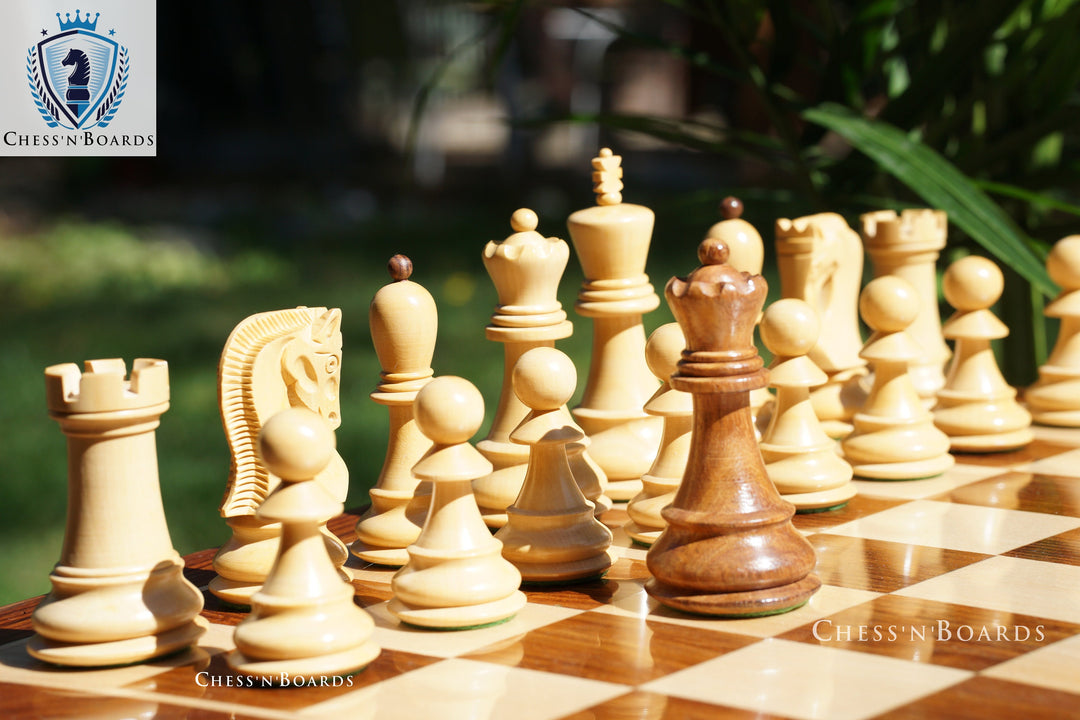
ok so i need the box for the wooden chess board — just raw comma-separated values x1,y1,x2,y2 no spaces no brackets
2,424,1080,720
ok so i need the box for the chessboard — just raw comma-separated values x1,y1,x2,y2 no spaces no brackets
1,424,1079,720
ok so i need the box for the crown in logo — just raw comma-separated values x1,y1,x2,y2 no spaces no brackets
57,9,100,32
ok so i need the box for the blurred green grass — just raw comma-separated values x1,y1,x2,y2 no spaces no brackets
2,190,775,605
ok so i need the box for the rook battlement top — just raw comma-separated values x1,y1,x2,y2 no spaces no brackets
860,209,947,252
46,358,169,413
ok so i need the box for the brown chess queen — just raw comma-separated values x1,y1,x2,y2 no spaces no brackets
645,238,820,617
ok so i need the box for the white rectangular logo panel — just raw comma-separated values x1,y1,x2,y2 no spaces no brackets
0,1,156,156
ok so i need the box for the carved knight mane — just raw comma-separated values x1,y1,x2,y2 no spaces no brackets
217,306,344,517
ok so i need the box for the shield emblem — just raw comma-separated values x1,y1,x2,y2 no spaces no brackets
34,29,119,129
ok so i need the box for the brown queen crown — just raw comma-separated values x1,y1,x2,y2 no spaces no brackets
665,237,768,388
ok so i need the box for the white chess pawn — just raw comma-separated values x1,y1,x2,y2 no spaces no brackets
390,376,526,629
933,256,1033,451
1026,236,1080,426
759,300,855,511
229,408,380,682
625,323,692,545
841,277,954,479
496,347,614,583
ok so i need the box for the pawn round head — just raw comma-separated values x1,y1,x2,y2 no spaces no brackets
258,408,335,482
760,298,819,358
510,208,539,234
645,323,685,381
943,255,1003,311
1047,235,1080,291
859,276,919,333
512,346,576,411
414,376,485,446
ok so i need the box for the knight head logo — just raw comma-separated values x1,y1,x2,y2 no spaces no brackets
27,10,129,130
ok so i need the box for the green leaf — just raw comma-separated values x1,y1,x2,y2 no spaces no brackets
802,102,1056,297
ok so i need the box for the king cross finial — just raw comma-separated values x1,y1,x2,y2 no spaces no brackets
592,148,623,206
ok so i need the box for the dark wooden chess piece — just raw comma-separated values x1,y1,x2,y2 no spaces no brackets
645,238,821,617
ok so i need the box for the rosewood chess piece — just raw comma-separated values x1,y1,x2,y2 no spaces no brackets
30,359,207,666
646,238,820,617
352,255,435,566
566,148,662,500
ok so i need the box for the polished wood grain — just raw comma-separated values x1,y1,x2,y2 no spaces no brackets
934,471,1080,517
562,690,794,720
809,534,991,592
464,612,756,685
875,676,1080,720
1006,526,1080,567
792,495,907,533
946,439,1072,466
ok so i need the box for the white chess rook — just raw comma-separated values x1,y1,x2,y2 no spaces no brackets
30,359,207,667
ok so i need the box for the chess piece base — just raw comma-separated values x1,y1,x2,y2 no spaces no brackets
227,641,380,683
349,540,410,567
28,616,209,668
622,521,662,547
785,484,857,512
512,549,616,585
388,591,527,630
208,576,260,606
850,453,955,480
645,574,821,618
1030,408,1080,428
820,420,855,439
948,427,1034,453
